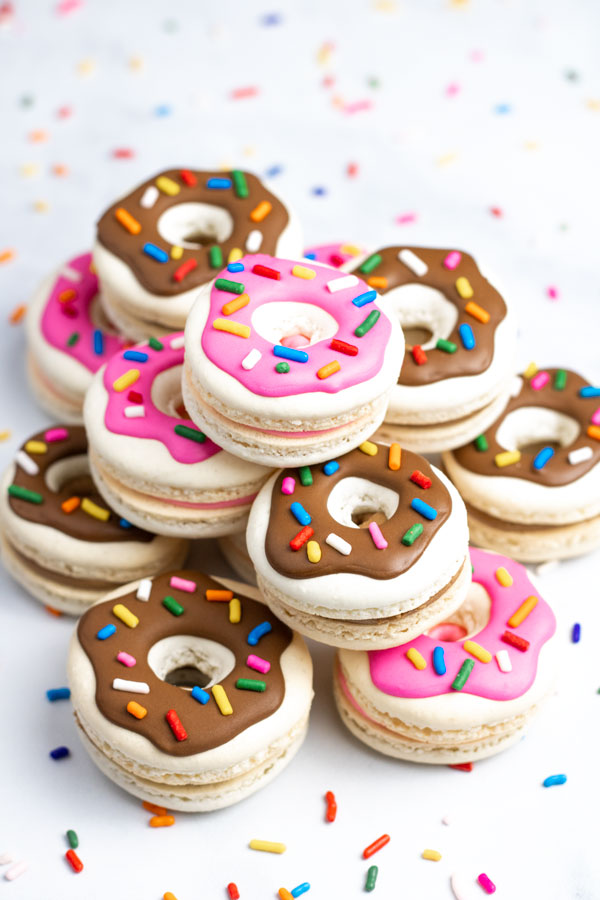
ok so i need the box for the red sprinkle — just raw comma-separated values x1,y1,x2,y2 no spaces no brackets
166,709,188,741
112,147,135,159
252,264,281,280
412,345,427,366
61,303,77,319
180,169,197,187
330,253,344,267
363,834,390,859
65,850,83,873
227,884,240,900
290,526,314,550
410,470,432,490
501,630,530,652
490,206,503,218
449,762,473,772
325,790,337,823
128,390,143,404
173,258,198,282
230,86,259,100
346,162,359,177
330,338,358,356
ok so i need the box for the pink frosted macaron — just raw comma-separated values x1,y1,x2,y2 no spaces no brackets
303,242,366,269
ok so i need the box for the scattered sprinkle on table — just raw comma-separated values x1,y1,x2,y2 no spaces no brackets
543,774,567,787
249,839,286,853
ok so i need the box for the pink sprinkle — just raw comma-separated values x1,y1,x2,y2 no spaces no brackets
344,99,373,115
169,576,197,593
112,147,135,159
396,211,417,225
478,873,496,894
531,371,549,391
547,285,559,300
4,861,27,881
230,86,259,100
490,206,503,218
446,82,461,97
346,162,359,177
247,654,270,674
57,105,73,118
591,408,600,426
443,251,462,270
322,75,335,88
281,477,296,495
56,0,82,15
470,49,485,62
368,521,388,550
117,651,136,667
45,427,69,442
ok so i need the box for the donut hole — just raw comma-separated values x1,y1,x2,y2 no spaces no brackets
147,636,235,693
385,284,458,349
251,302,339,347
157,203,234,249
150,365,190,418
326,477,399,529
496,407,580,454
45,454,95,496
402,325,434,347
427,582,491,642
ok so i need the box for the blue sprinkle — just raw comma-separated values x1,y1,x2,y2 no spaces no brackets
46,687,70,702
154,104,172,116
143,242,169,263
533,446,554,470
97,623,116,640
50,746,70,760
247,621,272,646
93,329,104,355
352,290,377,308
459,323,476,350
290,501,311,526
261,12,283,25
274,345,309,363
304,252,317,260
291,885,311,898
119,518,132,529
206,177,232,189
323,461,340,476
494,103,511,114
432,647,446,675
580,386,600,398
411,497,438,520
312,186,327,196
191,686,210,704
572,622,581,643
265,164,283,177
123,350,149,363
543,774,567,787
227,262,245,273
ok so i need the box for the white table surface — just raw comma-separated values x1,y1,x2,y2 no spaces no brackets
0,1,598,897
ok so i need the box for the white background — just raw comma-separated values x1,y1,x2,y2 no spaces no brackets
1,1,599,897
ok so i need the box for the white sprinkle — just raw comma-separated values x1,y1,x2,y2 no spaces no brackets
140,185,159,208
124,405,145,418
246,229,263,252
325,532,352,555
496,650,512,673
509,375,523,397
242,348,262,370
112,678,150,694
326,274,359,294
398,248,428,277
136,578,152,601
60,265,82,282
0,853,14,866
568,446,593,465
535,559,559,576
170,335,185,350
15,450,39,476
4,861,27,882
450,871,480,900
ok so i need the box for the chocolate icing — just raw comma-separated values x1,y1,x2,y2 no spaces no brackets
264,443,452,579
77,570,292,756
348,246,507,386
9,426,152,542
96,169,290,297
452,368,600,486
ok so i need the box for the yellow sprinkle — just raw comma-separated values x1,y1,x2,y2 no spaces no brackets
249,201,272,223
463,640,492,663
317,360,341,380
292,264,316,280
222,293,250,316
156,175,180,196
228,247,243,263
129,55,144,70
212,684,233,716
113,369,140,392
306,540,321,563
495,450,521,468
436,152,458,167
495,566,513,587
81,497,110,522
229,598,241,624
212,318,251,339
523,361,538,379
112,603,139,628
76,58,96,76
455,276,474,299
359,441,378,456
249,840,286,854
33,200,50,213
340,244,362,256
20,163,40,178
465,300,490,324
0,431,11,442
24,440,47,454
170,246,184,260
422,849,442,861
406,647,427,670
508,595,538,628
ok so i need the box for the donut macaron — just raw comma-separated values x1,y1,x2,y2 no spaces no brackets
334,548,557,764
182,254,404,466
0,426,186,614
68,570,313,811
26,252,127,421
346,247,516,452
93,169,302,339
246,440,470,649
84,332,272,538
304,242,365,268
443,367,600,561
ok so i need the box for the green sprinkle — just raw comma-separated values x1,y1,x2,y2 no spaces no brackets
436,338,457,354
149,336,164,351
8,484,43,504
474,434,489,452
174,424,206,443
66,332,80,347
231,169,249,199
401,523,423,546
359,253,382,275
452,658,475,691
215,278,245,294
236,678,266,692
554,369,567,390
275,362,290,373
163,595,184,616
209,245,223,268
298,466,313,486
366,865,378,892
66,830,78,849
355,310,380,337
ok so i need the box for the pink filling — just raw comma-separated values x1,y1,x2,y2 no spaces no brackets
159,492,257,510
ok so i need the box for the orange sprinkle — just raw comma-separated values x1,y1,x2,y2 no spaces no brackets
59,289,77,303
222,293,250,316
142,801,167,816
588,425,600,441
52,164,69,177
317,360,341,379
249,200,272,222
61,496,81,514
127,701,147,720
464,301,490,324
115,207,142,235
45,606,63,617
29,129,48,143
368,276,388,290
206,589,234,601
9,304,26,324
0,249,16,265
388,443,401,470
150,815,175,828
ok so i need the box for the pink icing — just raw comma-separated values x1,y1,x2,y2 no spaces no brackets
304,243,364,268
102,332,222,465
40,252,127,371
368,548,556,701
200,254,393,398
